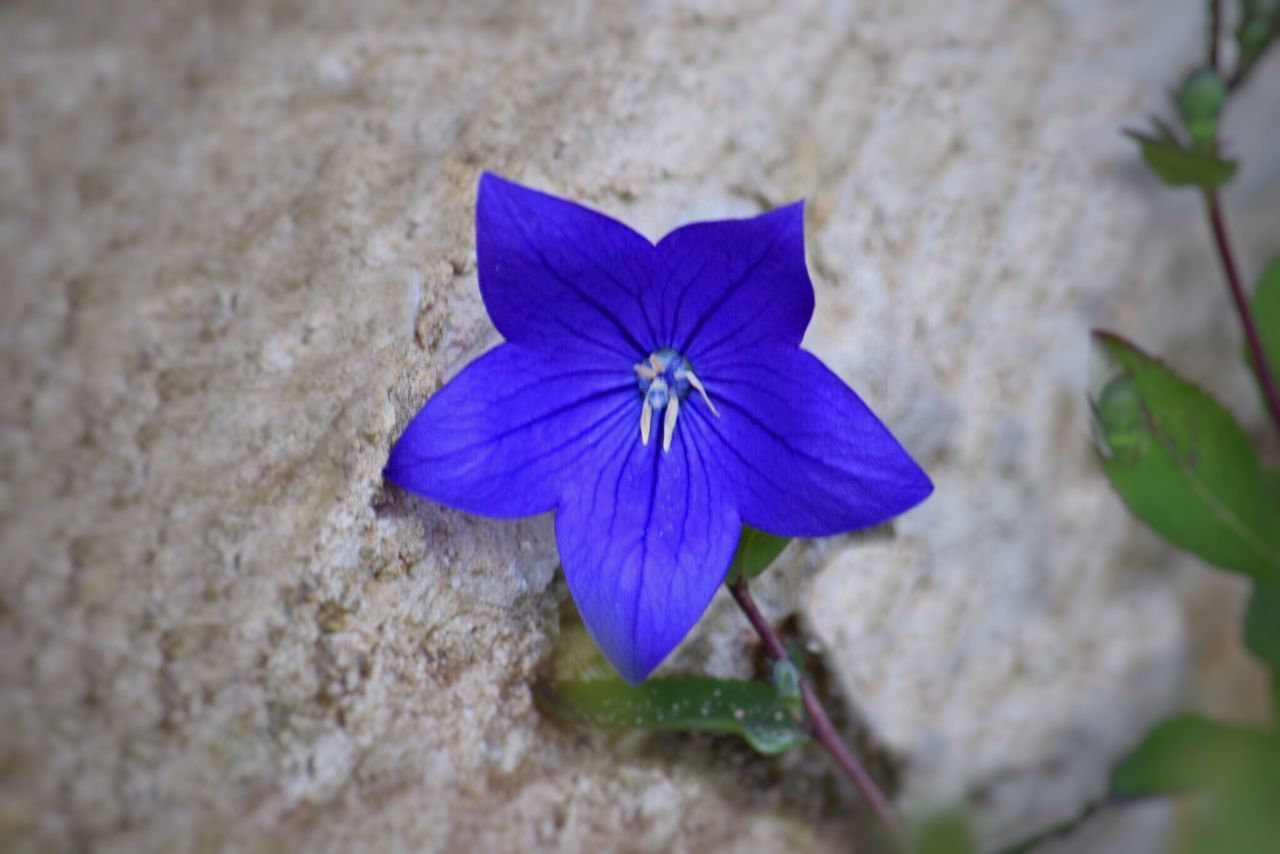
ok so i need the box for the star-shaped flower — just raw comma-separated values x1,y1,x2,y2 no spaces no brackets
386,173,933,683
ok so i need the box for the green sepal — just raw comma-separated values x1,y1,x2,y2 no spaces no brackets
725,526,791,584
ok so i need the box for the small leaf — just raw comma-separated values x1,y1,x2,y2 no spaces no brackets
1111,713,1278,796
725,526,791,584
1247,259,1280,395
1125,129,1237,188
1148,115,1181,145
540,676,809,755
1245,583,1280,674
1091,332,1280,584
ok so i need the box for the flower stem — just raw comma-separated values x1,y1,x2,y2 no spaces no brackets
728,575,905,846
1223,2,1278,92
1203,189,1280,438
1199,1,1280,440
1208,0,1221,73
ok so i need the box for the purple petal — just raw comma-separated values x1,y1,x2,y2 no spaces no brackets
555,416,740,684
689,345,932,537
476,173,659,359
653,202,814,363
385,342,636,517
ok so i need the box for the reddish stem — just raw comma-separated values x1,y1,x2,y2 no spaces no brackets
1223,1,1279,91
1198,1,1280,439
1203,189,1280,438
729,575,905,847
1209,0,1222,73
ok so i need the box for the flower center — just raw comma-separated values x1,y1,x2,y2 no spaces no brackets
633,348,719,452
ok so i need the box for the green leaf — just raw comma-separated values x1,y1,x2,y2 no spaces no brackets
1091,332,1280,585
725,526,791,584
540,676,809,755
1247,259,1280,395
1112,712,1280,854
1182,784,1280,854
911,810,977,854
1245,581,1280,725
1264,467,1280,507
1245,583,1280,673
1125,129,1237,188
1111,713,1279,796
542,604,808,755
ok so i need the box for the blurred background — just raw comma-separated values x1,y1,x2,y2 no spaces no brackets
2,1,1278,851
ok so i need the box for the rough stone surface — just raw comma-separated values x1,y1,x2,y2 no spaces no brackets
2,0,1277,851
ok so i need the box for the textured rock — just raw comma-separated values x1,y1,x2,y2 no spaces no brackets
2,0,1277,851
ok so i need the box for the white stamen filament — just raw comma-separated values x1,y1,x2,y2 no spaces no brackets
640,399,653,445
663,393,680,452
675,368,719,417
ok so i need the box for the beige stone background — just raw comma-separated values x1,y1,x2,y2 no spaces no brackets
2,0,1278,851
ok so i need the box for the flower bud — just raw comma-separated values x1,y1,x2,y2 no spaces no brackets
1239,0,1280,66
1177,68,1226,149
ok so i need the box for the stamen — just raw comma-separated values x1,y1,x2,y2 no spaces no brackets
676,368,719,417
663,393,680,452
640,399,653,445
634,360,660,382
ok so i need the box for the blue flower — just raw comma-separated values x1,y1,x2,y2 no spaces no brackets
386,173,933,683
